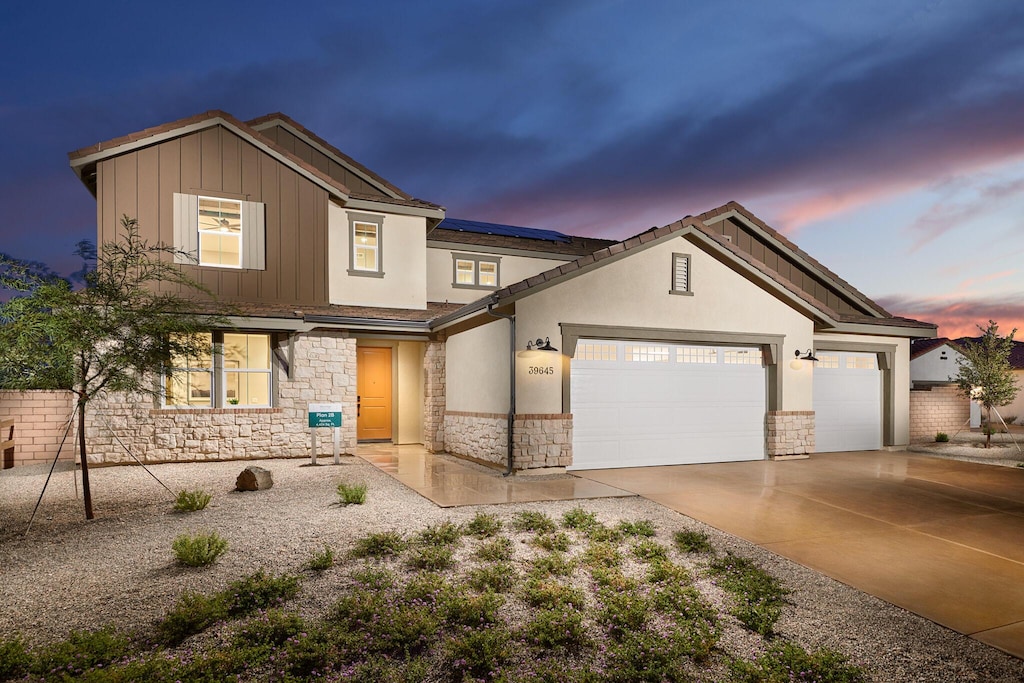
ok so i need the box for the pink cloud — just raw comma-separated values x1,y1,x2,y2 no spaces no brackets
877,294,1024,339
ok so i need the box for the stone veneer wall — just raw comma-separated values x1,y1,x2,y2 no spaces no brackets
512,414,572,468
766,410,814,459
84,331,357,464
443,410,572,469
909,385,969,442
0,391,76,467
423,341,445,452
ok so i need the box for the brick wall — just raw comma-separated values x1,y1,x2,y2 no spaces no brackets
83,330,358,463
0,391,76,467
766,411,814,459
910,385,969,442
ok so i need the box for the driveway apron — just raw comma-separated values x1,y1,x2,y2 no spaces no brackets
574,451,1024,658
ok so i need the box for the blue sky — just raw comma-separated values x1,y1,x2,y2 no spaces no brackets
2,0,1022,336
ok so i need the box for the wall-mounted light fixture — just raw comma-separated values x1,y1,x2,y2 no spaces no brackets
517,337,559,358
789,349,818,370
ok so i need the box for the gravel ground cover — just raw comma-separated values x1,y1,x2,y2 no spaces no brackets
2,456,1023,681
909,430,1024,467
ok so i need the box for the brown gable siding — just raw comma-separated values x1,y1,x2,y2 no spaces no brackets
96,125,329,307
704,216,865,317
258,124,389,198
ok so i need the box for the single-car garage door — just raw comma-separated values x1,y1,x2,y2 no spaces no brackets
570,340,766,470
813,351,882,452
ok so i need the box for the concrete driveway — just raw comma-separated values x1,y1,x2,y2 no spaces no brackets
574,451,1024,658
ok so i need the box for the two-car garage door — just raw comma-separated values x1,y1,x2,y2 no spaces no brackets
570,340,766,470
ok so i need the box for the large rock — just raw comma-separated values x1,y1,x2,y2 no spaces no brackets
236,465,274,491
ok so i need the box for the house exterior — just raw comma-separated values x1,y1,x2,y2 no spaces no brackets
66,110,936,469
911,338,1024,428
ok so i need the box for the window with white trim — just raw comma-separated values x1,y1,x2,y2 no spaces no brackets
347,212,385,277
452,253,500,289
670,253,692,295
678,346,717,364
173,193,266,270
575,342,617,361
625,345,671,362
164,332,273,408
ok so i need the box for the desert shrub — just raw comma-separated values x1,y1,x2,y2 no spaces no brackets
709,553,788,635
583,541,622,569
729,640,867,682
466,562,518,593
674,529,714,553
234,609,305,647
0,636,31,681
352,566,397,590
465,512,503,537
351,531,407,558
173,488,212,512
156,591,228,645
632,539,669,562
513,510,557,533
617,519,657,537
591,567,639,592
647,560,691,585
532,531,572,552
416,520,463,547
522,577,586,610
406,545,454,571
562,506,600,530
597,588,649,640
224,569,301,616
585,522,625,544
441,591,504,627
935,432,950,443
305,544,335,571
172,531,228,567
475,536,514,561
524,605,590,650
530,551,575,577
442,626,511,681
336,481,367,505
602,628,693,683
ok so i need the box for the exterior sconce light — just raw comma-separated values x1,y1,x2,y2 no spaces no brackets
517,337,559,358
789,349,818,371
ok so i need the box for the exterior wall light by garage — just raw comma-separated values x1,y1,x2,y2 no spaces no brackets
517,337,559,358
789,349,818,370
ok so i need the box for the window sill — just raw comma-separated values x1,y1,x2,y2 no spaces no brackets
453,282,499,291
669,290,694,296
347,269,386,279
150,407,281,416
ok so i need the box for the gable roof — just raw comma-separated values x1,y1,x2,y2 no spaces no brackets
68,110,444,218
432,203,936,336
910,337,958,359
919,337,1024,369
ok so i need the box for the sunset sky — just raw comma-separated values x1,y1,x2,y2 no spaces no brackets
2,0,1022,338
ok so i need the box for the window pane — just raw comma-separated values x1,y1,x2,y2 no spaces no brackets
455,260,475,284
198,198,242,267
169,333,212,369
354,223,378,247
478,261,497,287
223,334,270,370
199,232,241,267
165,370,211,406
625,345,670,362
225,372,271,406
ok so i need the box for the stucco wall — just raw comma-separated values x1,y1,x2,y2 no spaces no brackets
328,202,427,309
0,391,76,467
445,319,510,414
512,234,815,414
83,331,357,463
426,246,569,305
911,344,965,384
397,341,425,444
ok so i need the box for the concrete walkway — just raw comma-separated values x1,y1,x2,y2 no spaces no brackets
575,451,1024,658
358,444,633,507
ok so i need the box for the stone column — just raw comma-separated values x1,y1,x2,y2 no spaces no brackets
423,340,446,452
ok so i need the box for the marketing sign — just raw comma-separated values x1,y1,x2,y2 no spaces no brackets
308,403,343,428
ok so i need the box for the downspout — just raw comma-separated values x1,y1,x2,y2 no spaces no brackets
487,303,516,476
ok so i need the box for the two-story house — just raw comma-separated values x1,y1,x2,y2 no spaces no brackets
69,110,935,470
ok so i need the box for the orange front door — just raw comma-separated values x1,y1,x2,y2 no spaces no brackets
357,346,392,441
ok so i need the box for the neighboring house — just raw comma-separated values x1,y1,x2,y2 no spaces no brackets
66,110,936,470
911,337,1024,427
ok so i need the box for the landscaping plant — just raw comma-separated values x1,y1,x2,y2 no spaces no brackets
171,531,228,567
336,481,367,505
172,488,212,512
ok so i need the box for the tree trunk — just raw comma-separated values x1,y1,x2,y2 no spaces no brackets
985,406,992,449
77,397,94,519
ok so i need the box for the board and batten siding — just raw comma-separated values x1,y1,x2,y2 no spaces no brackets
95,125,329,306
257,125,389,198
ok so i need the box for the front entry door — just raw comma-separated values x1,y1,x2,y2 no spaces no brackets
357,346,393,441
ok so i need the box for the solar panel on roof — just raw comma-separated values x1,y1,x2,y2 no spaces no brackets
438,218,573,243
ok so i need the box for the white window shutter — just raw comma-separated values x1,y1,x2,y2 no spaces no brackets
242,200,266,270
172,193,199,264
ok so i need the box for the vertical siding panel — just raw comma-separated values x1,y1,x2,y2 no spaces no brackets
749,237,765,265
259,127,279,145
200,127,223,193
296,181,315,303
180,133,202,194
315,191,327,303
222,132,242,195
136,146,161,245
158,140,181,294
276,129,296,155
278,167,299,302
113,154,139,235
259,157,280,301
97,161,113,245
239,140,262,300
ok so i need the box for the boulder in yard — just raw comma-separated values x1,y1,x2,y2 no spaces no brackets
236,465,274,491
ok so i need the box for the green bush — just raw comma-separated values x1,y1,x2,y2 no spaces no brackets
415,520,463,547
729,640,867,682
602,628,693,682
709,553,789,635
521,577,586,610
466,562,518,593
224,569,301,616
935,432,950,442
351,531,407,558
647,559,691,585
0,636,30,681
513,510,558,533
441,591,504,627
337,481,367,505
156,591,228,645
465,512,503,537
632,539,669,562
530,551,575,577
583,541,622,569
475,536,514,561
562,506,600,530
406,545,454,571
234,609,306,647
305,544,335,571
31,628,134,678
674,529,714,553
532,531,572,552
443,627,512,680
617,519,657,537
585,522,625,544
590,567,639,592
171,531,228,567
173,488,212,512
597,588,649,640
524,606,590,650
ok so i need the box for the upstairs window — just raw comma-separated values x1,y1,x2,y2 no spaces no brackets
452,253,500,289
670,253,692,296
347,212,385,277
173,193,265,270
198,197,242,267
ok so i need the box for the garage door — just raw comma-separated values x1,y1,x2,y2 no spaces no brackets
570,340,766,470
813,351,882,452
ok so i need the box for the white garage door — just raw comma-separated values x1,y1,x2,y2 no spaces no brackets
813,351,882,452
570,340,767,470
